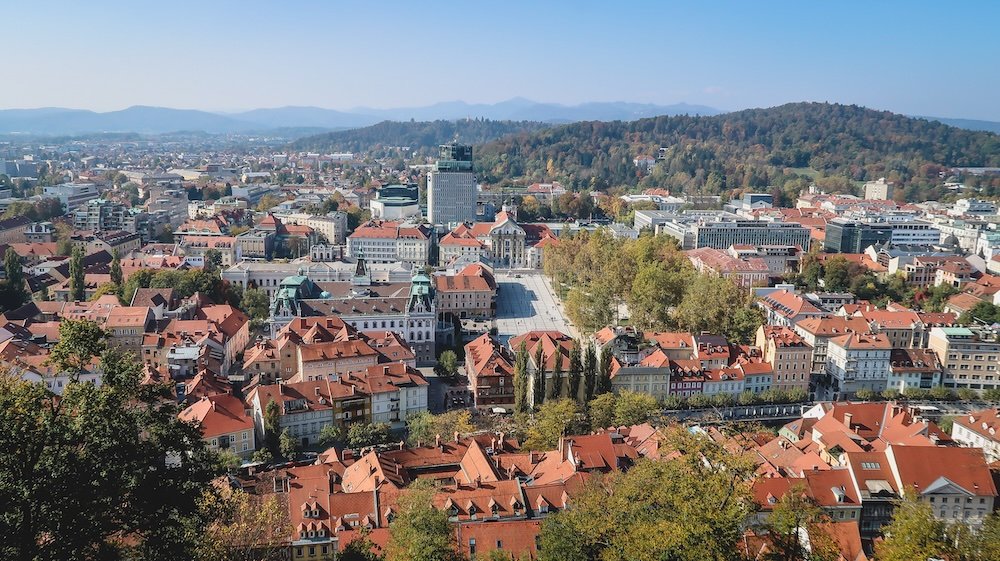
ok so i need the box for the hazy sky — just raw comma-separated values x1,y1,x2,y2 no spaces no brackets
4,0,999,120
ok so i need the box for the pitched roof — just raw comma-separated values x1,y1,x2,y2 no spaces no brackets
178,394,253,438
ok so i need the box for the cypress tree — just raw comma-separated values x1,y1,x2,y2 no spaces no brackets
69,245,85,302
584,343,598,401
110,249,123,288
2,247,27,310
513,341,529,414
568,339,582,402
549,350,564,399
597,348,614,395
533,345,546,407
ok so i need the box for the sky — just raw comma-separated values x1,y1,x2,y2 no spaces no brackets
3,0,1000,120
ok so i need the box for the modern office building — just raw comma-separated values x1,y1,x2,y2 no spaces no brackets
43,182,100,211
650,211,810,250
825,218,939,253
370,183,420,220
427,143,476,227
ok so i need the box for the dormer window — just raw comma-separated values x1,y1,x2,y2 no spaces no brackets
312,509,320,518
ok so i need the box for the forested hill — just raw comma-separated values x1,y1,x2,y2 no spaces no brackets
288,119,549,154
473,102,1000,201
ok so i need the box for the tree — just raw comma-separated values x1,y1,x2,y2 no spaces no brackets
968,512,1000,561
278,428,297,460
0,344,220,561
532,346,546,406
121,268,155,305
251,448,273,464
854,388,875,401
203,249,223,273
537,428,756,561
263,399,281,456
583,343,597,402
550,351,565,399
523,398,583,450
385,481,459,561
513,342,530,414
69,244,86,302
438,349,459,379
0,247,28,311
588,393,616,430
567,340,582,402
347,422,392,449
339,528,383,561
240,287,270,321
596,349,613,395
763,485,840,561
47,319,108,376
110,249,123,288
875,495,952,561
674,274,762,344
406,410,475,446
822,256,853,292
195,485,290,561
612,390,658,426
318,424,344,447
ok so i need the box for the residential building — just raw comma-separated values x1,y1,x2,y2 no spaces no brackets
295,339,381,382
825,333,892,397
248,379,370,447
887,348,942,392
179,394,256,459
755,325,812,393
0,216,30,244
757,289,826,328
105,306,154,354
427,143,476,227
951,409,1000,463
353,362,429,428
465,333,516,410
863,178,893,200
145,182,189,227
24,221,55,243
274,211,348,245
928,327,1000,393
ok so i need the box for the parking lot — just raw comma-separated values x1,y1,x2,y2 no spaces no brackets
494,271,575,346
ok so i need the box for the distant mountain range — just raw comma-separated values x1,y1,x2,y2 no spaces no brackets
0,99,997,136
0,100,721,135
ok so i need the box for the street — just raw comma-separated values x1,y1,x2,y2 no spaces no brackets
493,270,576,346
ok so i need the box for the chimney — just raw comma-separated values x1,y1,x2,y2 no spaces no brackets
398,440,405,450
843,412,853,430
498,432,506,450
435,434,441,448
454,431,460,442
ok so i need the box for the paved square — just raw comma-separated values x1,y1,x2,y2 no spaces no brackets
493,271,575,346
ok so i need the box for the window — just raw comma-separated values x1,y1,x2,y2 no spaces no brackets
468,539,476,556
